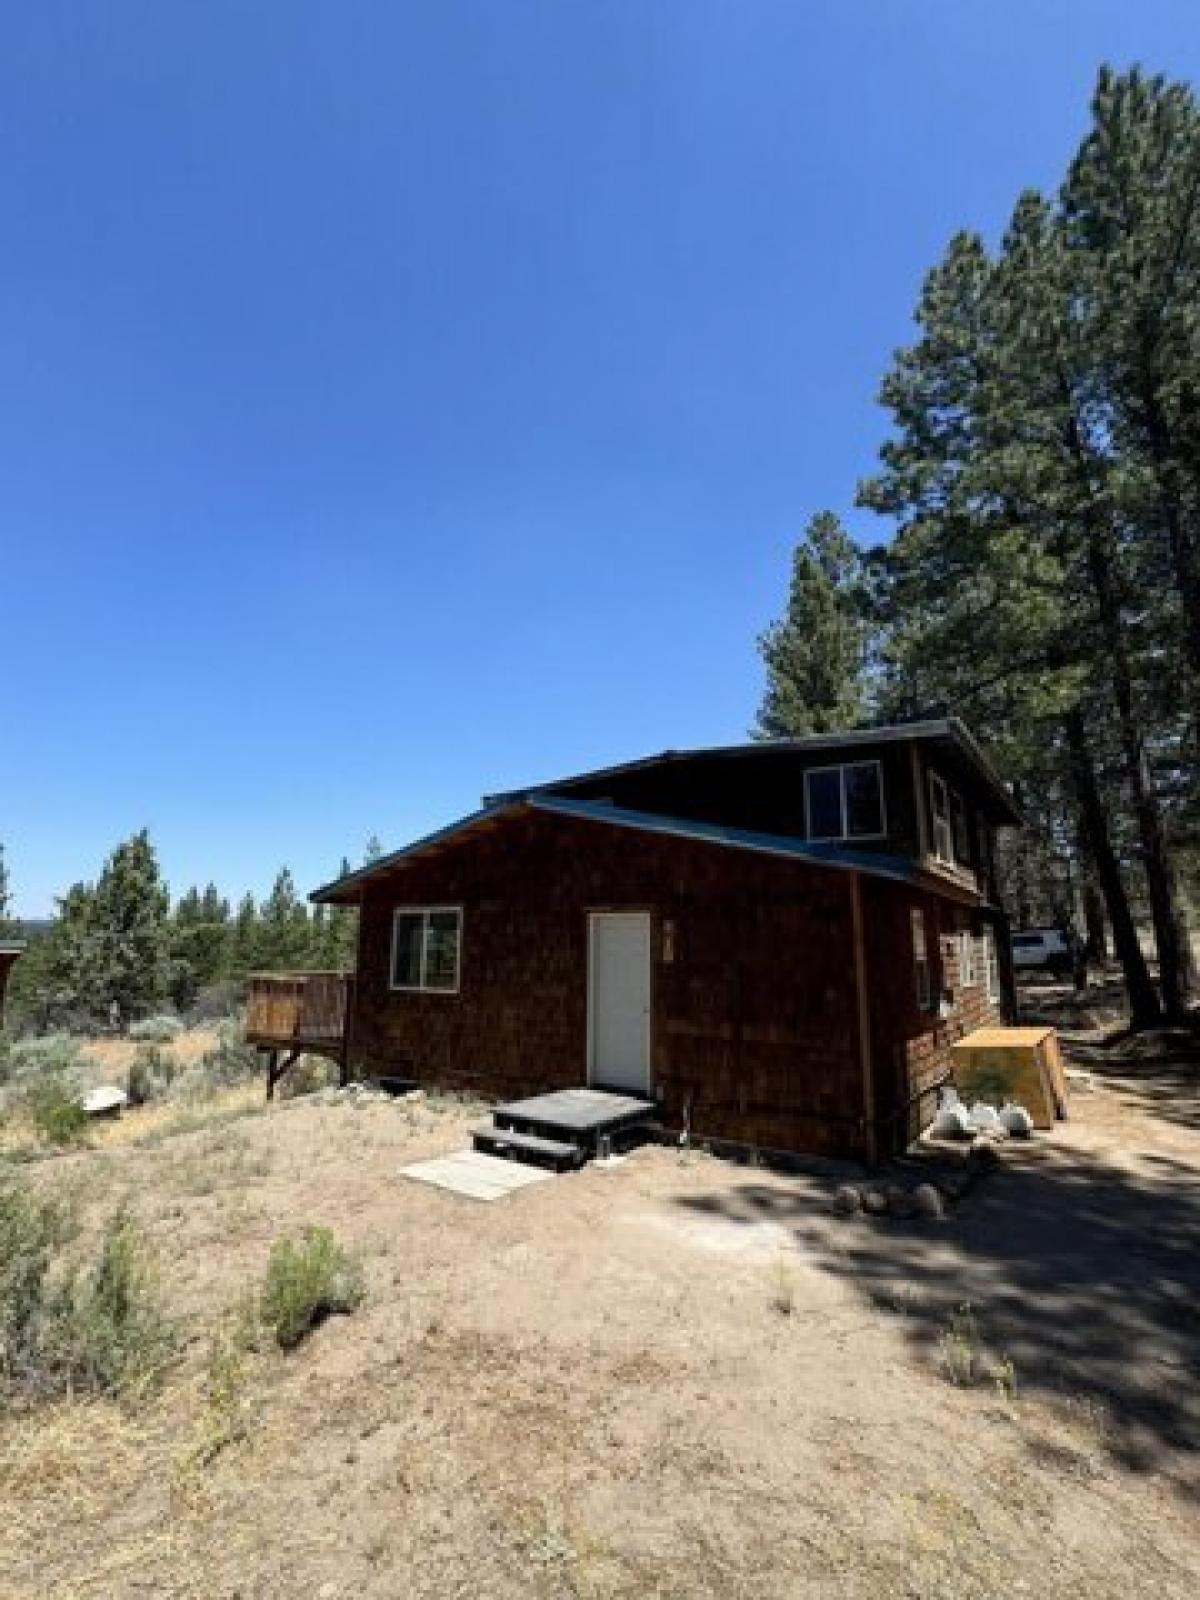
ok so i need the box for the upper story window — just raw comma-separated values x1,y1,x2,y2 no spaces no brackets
951,791,971,863
929,772,955,865
929,771,975,869
391,906,462,993
805,761,885,842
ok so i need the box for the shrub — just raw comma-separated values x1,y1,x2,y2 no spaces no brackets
939,1302,982,1385
0,1179,174,1406
127,1044,177,1107
0,1177,78,1397
193,1021,260,1091
59,1209,176,1399
1,1033,85,1087
260,1226,364,1350
278,1054,339,1100
27,1077,89,1147
187,981,245,1025
128,1014,183,1043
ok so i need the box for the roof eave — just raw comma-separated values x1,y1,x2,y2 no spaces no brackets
309,803,525,904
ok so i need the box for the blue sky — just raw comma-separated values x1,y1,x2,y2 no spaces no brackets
2,2,1197,916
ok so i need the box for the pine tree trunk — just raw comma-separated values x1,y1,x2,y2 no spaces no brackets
1083,530,1190,1017
1136,389,1200,717
1074,828,1109,960
1081,878,1108,961
1063,709,1160,1026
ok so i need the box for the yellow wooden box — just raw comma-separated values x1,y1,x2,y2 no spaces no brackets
950,1026,1068,1130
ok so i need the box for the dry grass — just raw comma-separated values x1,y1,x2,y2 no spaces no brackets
1,1034,1199,1598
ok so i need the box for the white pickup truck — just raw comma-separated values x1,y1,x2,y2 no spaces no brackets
1010,928,1073,975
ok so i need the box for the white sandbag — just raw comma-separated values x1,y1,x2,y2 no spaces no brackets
932,1103,975,1139
969,1101,1003,1134
1000,1102,1034,1137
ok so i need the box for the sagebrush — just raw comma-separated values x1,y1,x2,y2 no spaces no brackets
128,1014,184,1043
260,1226,364,1349
0,1177,175,1406
127,1043,177,1106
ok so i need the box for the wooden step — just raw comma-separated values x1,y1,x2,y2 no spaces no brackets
496,1110,658,1153
472,1126,587,1172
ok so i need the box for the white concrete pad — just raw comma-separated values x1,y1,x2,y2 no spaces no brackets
400,1149,555,1202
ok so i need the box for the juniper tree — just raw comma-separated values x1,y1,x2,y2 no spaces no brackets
755,511,869,738
88,831,172,1024
0,843,12,934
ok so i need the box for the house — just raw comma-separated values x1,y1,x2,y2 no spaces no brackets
305,718,1021,1162
0,942,24,1024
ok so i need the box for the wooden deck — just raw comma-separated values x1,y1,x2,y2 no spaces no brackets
245,971,352,1097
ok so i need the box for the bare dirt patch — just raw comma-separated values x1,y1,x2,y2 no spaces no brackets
2,1038,1199,1598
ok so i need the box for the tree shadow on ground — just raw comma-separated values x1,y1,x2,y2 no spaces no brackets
674,1095,1200,1496
1065,1025,1200,1136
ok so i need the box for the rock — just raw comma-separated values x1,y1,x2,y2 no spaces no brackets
81,1085,127,1118
832,1184,862,1215
911,1182,944,1219
886,1185,915,1220
861,1187,888,1216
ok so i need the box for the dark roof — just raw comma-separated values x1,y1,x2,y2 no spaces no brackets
484,717,1023,826
311,794,991,906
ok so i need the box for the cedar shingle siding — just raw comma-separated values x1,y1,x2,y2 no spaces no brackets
350,808,1006,1160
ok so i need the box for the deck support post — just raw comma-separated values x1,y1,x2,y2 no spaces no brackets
266,1048,301,1101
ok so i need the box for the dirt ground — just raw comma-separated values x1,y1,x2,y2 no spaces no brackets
2,999,1199,1599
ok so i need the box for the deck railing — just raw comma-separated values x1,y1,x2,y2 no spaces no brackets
245,971,351,1049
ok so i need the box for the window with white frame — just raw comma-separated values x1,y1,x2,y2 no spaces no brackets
391,907,462,992
805,761,885,841
983,928,1001,1002
958,929,978,988
911,907,932,1010
929,772,955,865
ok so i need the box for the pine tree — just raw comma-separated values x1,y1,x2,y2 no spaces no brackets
232,892,260,974
168,882,234,1008
856,191,1167,1021
1063,67,1200,699
755,512,869,738
200,883,230,923
258,868,311,970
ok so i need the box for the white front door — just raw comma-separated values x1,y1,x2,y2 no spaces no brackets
588,912,652,1094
